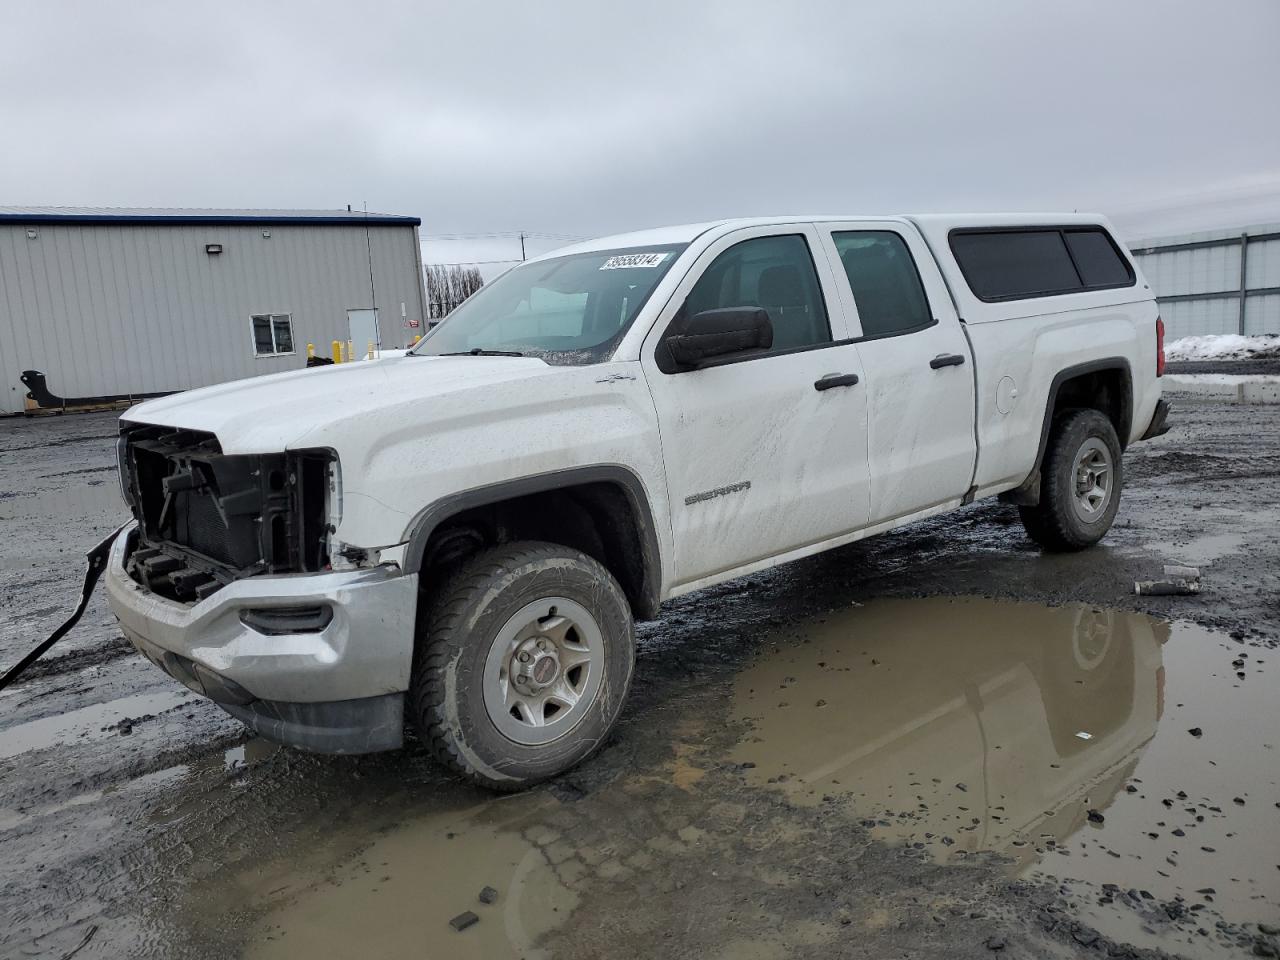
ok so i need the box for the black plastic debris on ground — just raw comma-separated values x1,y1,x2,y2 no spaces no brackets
449,911,479,932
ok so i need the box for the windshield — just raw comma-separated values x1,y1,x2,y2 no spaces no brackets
412,243,687,364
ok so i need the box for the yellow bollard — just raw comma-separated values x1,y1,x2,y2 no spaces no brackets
366,340,374,360
307,342,315,360
331,340,342,364
347,340,354,364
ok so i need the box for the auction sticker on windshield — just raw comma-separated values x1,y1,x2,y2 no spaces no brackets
600,252,669,270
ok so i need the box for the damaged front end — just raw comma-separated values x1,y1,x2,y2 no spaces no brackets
117,424,338,602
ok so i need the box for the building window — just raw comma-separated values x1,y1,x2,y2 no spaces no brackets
251,314,295,356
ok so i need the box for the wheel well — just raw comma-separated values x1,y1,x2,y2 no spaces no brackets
1051,367,1131,447
417,481,659,620
1000,360,1132,506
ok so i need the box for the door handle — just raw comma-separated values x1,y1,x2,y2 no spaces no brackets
930,353,966,369
814,372,860,391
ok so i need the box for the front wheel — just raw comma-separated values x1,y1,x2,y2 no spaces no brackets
409,541,635,791
1019,408,1124,552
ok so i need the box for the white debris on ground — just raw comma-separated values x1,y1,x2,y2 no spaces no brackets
1166,334,1280,361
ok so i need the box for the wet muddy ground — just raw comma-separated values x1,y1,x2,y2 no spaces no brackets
1,396,1278,959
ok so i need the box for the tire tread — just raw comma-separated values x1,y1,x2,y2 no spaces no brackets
1019,408,1122,552
409,541,628,791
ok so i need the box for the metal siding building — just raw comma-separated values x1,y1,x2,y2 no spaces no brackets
1128,223,1280,340
0,207,427,415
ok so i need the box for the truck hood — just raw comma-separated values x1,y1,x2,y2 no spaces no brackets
122,355,560,453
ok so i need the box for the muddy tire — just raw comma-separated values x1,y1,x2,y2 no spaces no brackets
409,541,635,791
1019,409,1123,552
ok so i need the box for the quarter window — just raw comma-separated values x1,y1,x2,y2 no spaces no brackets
252,314,294,356
684,234,831,352
951,231,1080,301
1064,229,1133,288
949,227,1134,302
831,231,933,338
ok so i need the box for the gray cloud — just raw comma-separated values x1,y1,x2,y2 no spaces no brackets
4,0,1278,270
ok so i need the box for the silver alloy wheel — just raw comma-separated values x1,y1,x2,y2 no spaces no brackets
1071,437,1113,523
482,596,605,746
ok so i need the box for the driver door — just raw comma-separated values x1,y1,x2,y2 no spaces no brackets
640,225,871,591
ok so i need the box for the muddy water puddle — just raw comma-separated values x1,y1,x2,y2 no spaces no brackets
731,598,1277,953
177,598,1274,960
218,765,823,960
0,688,192,761
1145,504,1280,566
244,794,578,960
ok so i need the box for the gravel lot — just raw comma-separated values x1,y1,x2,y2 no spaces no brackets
1,394,1277,960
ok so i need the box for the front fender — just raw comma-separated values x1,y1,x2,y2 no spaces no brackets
399,463,663,618
318,363,673,600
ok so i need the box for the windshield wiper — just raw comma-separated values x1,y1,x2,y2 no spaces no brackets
439,348,526,357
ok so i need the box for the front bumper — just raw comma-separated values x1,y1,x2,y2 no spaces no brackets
105,524,418,753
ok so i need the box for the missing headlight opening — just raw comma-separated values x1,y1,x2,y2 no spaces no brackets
118,425,335,602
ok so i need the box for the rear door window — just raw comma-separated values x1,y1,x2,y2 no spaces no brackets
831,231,933,338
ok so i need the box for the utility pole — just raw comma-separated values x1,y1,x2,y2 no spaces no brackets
363,200,377,314
519,231,526,261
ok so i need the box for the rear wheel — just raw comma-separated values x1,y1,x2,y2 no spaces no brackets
409,541,635,791
1019,409,1123,552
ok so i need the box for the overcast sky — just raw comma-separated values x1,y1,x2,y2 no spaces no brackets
4,0,1279,272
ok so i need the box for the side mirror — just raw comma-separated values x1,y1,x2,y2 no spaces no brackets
662,307,773,370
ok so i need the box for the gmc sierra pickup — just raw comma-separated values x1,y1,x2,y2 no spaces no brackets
107,214,1170,789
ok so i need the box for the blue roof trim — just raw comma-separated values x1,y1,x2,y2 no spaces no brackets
0,213,421,227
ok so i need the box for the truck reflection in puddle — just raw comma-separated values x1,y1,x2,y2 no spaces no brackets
236,599,1169,960
730,597,1167,866
199,597,1270,960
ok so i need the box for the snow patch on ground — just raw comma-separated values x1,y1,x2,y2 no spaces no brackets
1164,374,1280,403
1165,373,1280,385
1166,334,1280,362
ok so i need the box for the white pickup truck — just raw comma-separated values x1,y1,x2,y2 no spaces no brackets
107,214,1169,789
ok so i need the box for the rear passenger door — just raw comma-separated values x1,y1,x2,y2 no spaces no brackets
815,222,976,525
642,225,871,589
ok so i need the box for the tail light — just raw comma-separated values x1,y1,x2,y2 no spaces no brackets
1155,316,1166,377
